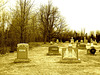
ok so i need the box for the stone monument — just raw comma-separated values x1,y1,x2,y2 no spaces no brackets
50,41,53,45
75,40,78,44
56,39,59,44
93,40,97,45
84,37,88,43
87,43,96,55
80,40,83,43
71,37,74,44
47,45,60,55
14,43,30,63
60,44,81,63
90,38,93,43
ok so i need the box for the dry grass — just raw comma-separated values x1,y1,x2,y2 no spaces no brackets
0,42,100,75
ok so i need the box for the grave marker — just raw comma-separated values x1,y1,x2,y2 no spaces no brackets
60,44,81,63
78,40,86,49
93,40,97,45
47,46,60,55
84,37,88,43
14,43,30,63
71,37,74,44
50,41,53,45
80,40,83,43
56,39,59,44
90,38,93,43
87,43,96,55
75,40,78,43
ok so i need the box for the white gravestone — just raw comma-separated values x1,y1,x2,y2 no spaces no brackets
71,37,74,44
60,44,81,63
14,43,30,63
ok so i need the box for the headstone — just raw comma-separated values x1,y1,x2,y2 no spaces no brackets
80,40,83,43
14,43,30,63
50,41,53,45
87,43,90,46
93,40,97,45
78,40,86,49
65,41,69,43
87,44,96,55
56,39,59,44
78,43,86,49
47,46,60,55
90,38,93,43
76,42,80,48
84,37,88,43
60,44,81,63
75,40,78,43
71,37,74,44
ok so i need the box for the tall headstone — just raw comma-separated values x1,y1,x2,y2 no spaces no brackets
71,37,74,44
90,38,93,43
84,37,87,43
14,43,30,63
60,44,81,63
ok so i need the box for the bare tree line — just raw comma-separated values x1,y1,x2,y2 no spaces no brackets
0,0,100,54
0,0,67,53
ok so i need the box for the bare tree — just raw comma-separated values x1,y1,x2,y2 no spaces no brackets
39,1,67,43
10,0,34,43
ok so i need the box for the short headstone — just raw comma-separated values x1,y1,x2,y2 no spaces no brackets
14,43,30,63
47,46,60,55
77,41,86,49
78,43,86,49
76,42,80,48
65,41,69,43
87,44,96,55
50,41,53,45
80,40,83,43
87,43,90,46
75,40,78,43
56,39,59,44
93,40,97,45
60,44,81,63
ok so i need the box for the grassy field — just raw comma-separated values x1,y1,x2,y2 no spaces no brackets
0,42,100,75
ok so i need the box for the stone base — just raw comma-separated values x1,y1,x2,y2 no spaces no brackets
93,43,97,45
60,59,81,63
78,47,86,49
47,53,61,55
14,58,31,63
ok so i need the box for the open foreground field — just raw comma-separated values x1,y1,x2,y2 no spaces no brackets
0,42,100,75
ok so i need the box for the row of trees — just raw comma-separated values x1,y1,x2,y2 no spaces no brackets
0,0,100,54
0,0,67,53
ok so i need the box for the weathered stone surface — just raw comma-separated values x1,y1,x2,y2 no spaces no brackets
60,45,81,63
78,43,86,49
14,43,30,63
47,46,61,55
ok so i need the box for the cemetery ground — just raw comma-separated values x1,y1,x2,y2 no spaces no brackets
0,42,100,75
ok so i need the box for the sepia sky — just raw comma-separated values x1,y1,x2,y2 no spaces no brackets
6,0,100,34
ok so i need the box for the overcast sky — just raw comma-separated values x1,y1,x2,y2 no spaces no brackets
6,0,100,34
